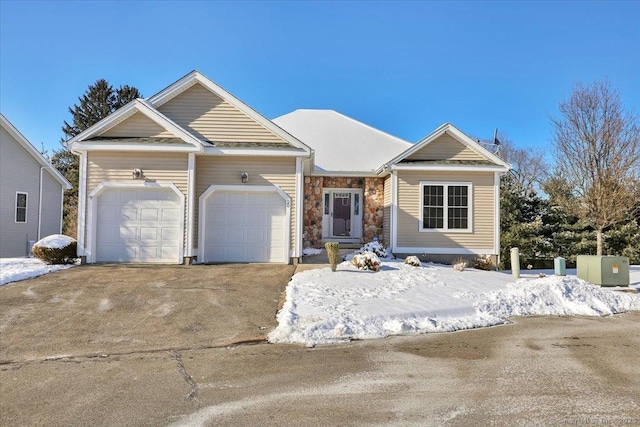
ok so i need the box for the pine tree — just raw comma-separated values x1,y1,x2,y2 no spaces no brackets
499,173,547,268
61,79,141,141
53,79,141,236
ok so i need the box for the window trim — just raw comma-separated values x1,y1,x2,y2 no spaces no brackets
419,181,473,233
15,191,28,223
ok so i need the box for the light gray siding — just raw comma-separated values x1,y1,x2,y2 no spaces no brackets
1,126,42,257
40,171,64,237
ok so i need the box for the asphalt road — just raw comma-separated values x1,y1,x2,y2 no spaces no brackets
1,265,639,426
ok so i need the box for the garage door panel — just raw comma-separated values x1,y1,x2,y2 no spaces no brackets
121,208,137,221
202,189,288,263
95,187,182,263
161,227,180,241
162,208,180,221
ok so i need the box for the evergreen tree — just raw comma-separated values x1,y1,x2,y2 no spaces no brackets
500,173,547,268
61,79,141,140
53,79,141,236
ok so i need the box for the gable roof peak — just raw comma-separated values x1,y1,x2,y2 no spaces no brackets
0,114,72,189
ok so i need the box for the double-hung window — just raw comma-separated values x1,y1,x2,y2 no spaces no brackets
15,192,27,223
420,182,471,232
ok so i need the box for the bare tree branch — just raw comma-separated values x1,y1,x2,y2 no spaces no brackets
551,79,640,254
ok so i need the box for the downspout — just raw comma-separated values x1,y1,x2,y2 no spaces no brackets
185,152,196,263
37,167,44,240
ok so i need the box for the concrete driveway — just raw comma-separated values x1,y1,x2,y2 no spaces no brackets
0,263,295,362
2,265,639,426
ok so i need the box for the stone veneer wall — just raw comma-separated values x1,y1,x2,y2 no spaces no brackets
303,176,385,248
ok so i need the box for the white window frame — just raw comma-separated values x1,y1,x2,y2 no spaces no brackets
15,192,28,223
419,181,473,233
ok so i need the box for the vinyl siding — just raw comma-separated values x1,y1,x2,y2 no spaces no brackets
0,126,44,257
383,176,391,246
405,133,485,162
396,170,495,251
195,156,297,251
158,83,287,144
101,112,174,138
85,152,189,251
40,171,63,236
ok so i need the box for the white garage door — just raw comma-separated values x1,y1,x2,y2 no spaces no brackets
202,190,287,263
95,187,182,263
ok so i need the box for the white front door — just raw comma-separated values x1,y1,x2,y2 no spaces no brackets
322,189,363,240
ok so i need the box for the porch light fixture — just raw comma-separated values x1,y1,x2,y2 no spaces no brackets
241,172,249,183
132,168,143,180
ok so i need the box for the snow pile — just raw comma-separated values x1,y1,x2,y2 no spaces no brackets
34,234,75,249
477,276,640,318
302,247,323,256
268,260,640,346
0,258,73,286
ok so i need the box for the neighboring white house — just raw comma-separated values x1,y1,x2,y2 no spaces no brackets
0,114,72,258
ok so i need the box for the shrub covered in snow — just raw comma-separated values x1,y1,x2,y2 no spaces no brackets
473,254,495,271
352,251,381,271
325,242,341,272
452,257,468,272
404,256,421,267
32,234,77,265
353,241,388,259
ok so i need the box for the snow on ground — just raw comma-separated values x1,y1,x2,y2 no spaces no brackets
269,260,640,346
302,247,323,256
0,258,73,286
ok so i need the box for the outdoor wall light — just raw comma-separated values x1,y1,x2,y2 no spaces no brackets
241,172,249,183
132,168,143,180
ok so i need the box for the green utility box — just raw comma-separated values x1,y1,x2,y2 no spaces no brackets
576,255,630,287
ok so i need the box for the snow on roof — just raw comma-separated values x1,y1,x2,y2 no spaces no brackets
273,109,412,173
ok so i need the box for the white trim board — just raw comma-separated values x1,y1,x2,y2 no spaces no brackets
393,247,496,255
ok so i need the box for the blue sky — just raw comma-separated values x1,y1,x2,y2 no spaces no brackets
1,1,638,158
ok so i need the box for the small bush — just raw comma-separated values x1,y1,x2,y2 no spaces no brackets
354,241,388,258
352,251,381,271
473,254,495,271
404,256,421,267
32,239,77,265
452,257,468,272
325,242,341,272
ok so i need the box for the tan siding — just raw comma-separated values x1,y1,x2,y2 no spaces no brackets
85,152,189,251
406,133,485,162
396,170,495,250
195,156,297,251
383,176,391,246
158,83,287,144
101,112,174,138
